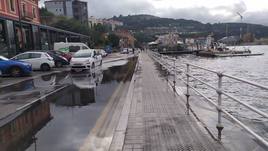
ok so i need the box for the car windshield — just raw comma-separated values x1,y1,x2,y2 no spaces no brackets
0,56,9,61
73,52,92,58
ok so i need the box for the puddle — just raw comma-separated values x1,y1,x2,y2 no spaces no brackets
0,58,137,151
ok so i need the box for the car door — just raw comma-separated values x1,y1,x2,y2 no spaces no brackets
28,53,42,70
14,53,31,64
0,58,5,75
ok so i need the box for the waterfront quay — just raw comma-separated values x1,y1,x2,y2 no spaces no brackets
0,51,268,151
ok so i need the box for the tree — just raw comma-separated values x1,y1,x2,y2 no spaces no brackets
39,8,55,25
106,34,120,47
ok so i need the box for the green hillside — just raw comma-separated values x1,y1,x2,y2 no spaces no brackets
113,15,268,42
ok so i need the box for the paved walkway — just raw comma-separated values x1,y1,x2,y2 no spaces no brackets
120,53,226,151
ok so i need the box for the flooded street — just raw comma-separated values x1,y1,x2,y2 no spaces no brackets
0,58,137,151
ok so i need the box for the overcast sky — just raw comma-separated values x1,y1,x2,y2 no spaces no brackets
40,0,268,25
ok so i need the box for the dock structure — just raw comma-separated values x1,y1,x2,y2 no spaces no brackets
82,52,227,151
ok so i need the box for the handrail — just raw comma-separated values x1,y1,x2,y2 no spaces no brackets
149,50,268,148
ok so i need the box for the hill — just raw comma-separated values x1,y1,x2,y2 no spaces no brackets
112,15,268,42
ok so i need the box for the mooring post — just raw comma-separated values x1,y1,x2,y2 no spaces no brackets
173,58,176,92
216,72,224,141
186,64,190,115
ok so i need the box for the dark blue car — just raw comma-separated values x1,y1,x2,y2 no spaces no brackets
0,56,32,77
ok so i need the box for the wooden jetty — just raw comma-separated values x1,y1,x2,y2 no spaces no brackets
80,53,227,151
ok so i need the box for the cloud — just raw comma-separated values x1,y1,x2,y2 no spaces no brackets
40,0,268,25
87,0,154,18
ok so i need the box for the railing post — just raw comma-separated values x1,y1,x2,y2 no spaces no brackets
173,58,176,92
216,72,224,141
186,64,190,115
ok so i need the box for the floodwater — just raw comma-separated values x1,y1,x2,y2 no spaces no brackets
0,58,137,151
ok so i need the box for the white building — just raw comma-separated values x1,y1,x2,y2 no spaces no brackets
88,16,104,28
45,0,88,24
88,16,123,31
156,33,182,47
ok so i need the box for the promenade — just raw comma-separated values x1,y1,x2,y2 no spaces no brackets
81,53,227,151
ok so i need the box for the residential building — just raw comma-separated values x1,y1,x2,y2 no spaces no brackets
156,33,182,47
45,0,88,24
0,0,89,57
88,16,123,31
88,16,104,28
0,0,40,24
104,19,123,31
115,29,135,48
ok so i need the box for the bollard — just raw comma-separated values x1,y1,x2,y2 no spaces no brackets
216,72,224,141
186,64,190,115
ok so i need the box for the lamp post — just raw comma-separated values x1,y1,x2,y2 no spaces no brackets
237,12,243,40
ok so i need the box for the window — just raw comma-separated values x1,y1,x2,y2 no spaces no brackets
0,21,7,56
33,7,36,18
22,3,26,16
16,53,30,60
82,46,88,49
29,53,41,58
69,46,80,52
9,0,15,12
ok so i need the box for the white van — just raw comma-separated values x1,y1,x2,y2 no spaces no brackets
54,42,90,54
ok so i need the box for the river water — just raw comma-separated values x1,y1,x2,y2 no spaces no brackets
171,45,268,142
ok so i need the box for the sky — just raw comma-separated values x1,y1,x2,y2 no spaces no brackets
40,0,268,25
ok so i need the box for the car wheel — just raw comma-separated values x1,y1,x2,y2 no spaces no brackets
10,67,22,77
41,64,51,71
55,61,63,68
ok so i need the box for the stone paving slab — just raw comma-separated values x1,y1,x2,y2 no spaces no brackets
121,53,227,151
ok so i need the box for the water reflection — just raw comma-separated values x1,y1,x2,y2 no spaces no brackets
0,58,137,151
0,101,51,151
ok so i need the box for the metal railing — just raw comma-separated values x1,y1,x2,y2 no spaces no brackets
149,51,268,148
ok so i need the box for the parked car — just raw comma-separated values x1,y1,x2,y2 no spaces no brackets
55,51,72,62
0,56,32,77
11,52,55,71
70,49,102,72
54,42,90,54
45,51,70,67
96,49,108,57
121,48,129,54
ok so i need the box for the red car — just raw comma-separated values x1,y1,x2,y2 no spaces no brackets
54,51,72,62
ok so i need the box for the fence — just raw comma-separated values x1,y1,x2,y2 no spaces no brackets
149,51,268,148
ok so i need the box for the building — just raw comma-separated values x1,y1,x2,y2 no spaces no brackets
115,29,135,48
88,16,104,28
0,0,40,24
156,33,182,47
104,19,123,31
45,0,88,24
88,16,123,31
0,0,89,57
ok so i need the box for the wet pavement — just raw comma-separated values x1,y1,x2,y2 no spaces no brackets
0,57,137,151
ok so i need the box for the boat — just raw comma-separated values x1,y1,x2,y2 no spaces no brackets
197,35,264,57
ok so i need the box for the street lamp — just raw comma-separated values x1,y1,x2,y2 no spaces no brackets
237,12,243,40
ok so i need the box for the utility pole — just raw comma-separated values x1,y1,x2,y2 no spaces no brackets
237,12,243,40
225,23,228,37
